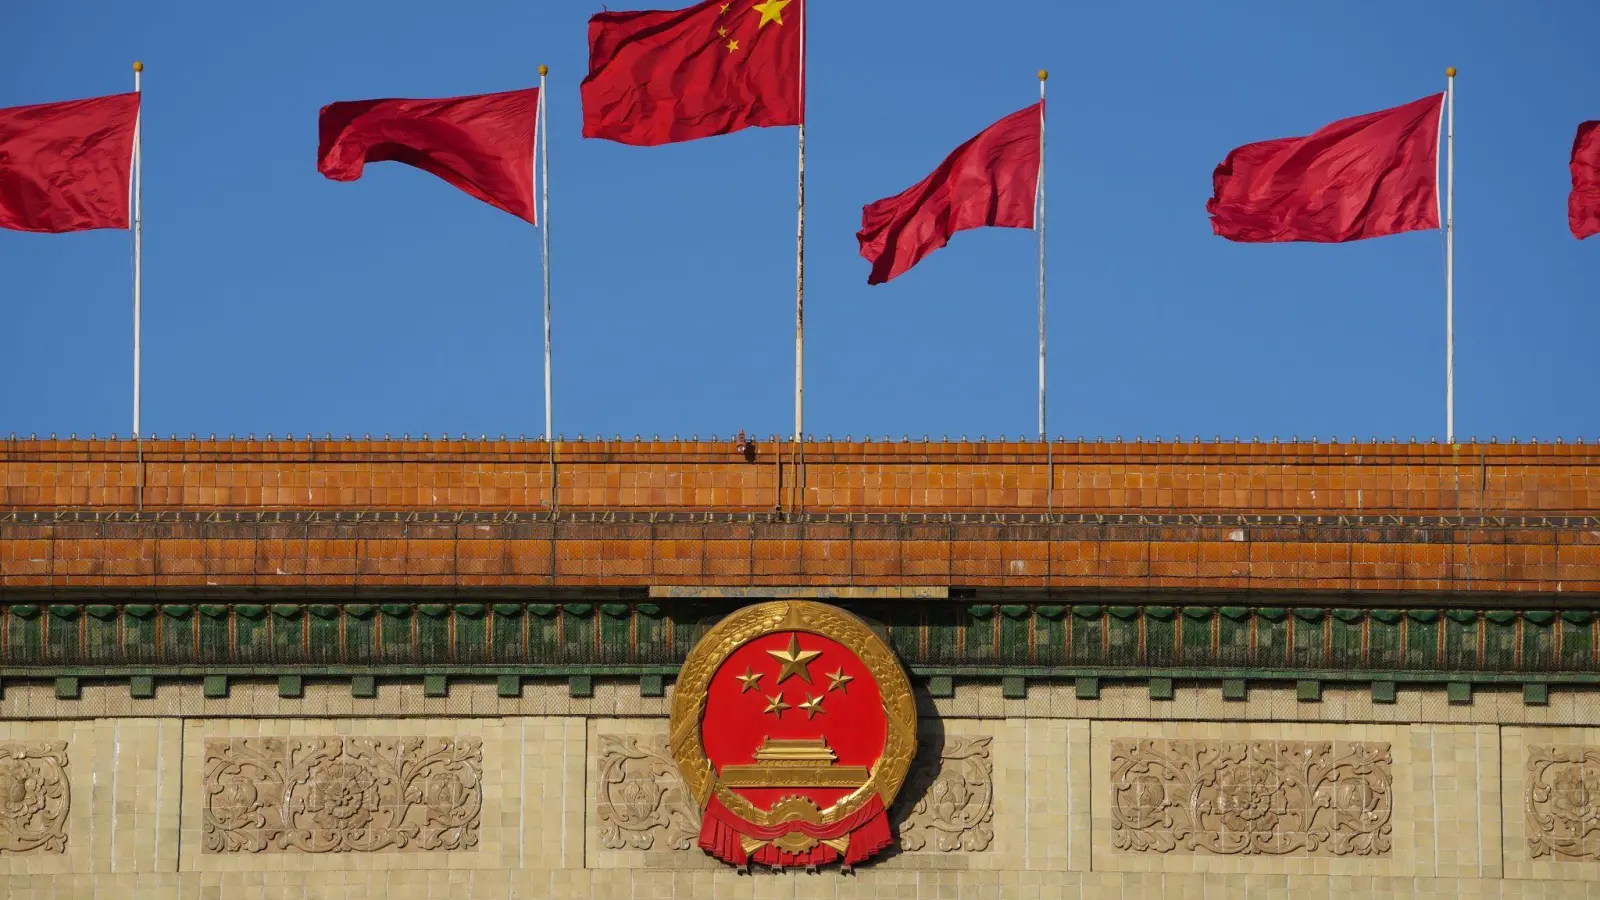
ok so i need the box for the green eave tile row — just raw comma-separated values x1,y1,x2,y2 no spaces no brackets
8,671,1584,708
1,600,1597,676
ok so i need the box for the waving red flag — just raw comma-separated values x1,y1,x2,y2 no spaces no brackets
1208,94,1444,243
0,92,140,233
318,88,540,224
857,102,1041,285
582,0,803,146
1570,121,1600,240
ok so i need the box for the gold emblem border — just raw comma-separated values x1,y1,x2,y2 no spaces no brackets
668,600,918,829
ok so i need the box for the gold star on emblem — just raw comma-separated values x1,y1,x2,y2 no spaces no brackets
797,693,825,719
725,38,740,52
734,666,763,693
766,633,822,684
750,0,790,28
826,667,854,693
763,692,790,717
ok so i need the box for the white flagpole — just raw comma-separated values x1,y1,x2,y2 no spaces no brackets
132,61,144,442
1037,70,1047,441
794,1,807,444
1445,67,1456,443
539,65,552,441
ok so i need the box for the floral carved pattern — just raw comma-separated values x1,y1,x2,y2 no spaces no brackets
1527,745,1600,861
595,734,701,851
0,742,69,854
1109,739,1392,857
894,735,994,852
203,737,482,853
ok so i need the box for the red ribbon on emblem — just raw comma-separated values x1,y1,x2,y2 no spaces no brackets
698,793,893,869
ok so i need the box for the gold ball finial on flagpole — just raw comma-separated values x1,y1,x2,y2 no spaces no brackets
133,61,144,72
1038,69,1049,82
1445,67,1456,78
539,64,549,76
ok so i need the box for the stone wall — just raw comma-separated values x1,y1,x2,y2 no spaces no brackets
2,682,1600,898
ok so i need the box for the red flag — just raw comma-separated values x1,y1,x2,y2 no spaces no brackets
1570,121,1600,240
1208,94,1444,243
318,88,540,224
857,103,1041,285
0,92,140,234
582,0,802,146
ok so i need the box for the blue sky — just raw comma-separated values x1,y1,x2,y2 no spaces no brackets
3,0,1596,442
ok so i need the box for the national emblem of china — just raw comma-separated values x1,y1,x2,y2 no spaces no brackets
668,601,917,870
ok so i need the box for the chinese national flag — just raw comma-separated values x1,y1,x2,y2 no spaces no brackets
582,0,803,146
1208,93,1444,243
317,88,540,224
0,92,140,234
1569,121,1600,240
857,103,1042,285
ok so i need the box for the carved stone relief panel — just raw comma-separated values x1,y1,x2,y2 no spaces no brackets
1109,739,1392,857
894,735,994,853
595,734,701,851
1527,745,1600,862
203,737,482,853
0,741,69,854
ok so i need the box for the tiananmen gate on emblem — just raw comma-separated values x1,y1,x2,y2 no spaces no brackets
668,601,917,870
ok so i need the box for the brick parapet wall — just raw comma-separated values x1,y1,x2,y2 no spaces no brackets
3,438,1597,514
2,440,1597,593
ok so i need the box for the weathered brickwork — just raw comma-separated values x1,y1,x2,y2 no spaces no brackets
4,440,1598,594
5,438,1597,514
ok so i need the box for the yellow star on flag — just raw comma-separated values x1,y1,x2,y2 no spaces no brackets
763,692,791,718
726,38,740,53
720,2,731,12
797,693,826,719
718,25,728,36
735,666,763,693
750,0,791,28
826,667,854,694
766,633,822,684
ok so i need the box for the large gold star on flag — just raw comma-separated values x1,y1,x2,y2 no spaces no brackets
766,633,822,684
749,0,791,28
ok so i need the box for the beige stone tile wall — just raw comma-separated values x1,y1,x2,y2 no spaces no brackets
5,712,1600,896
9,869,1600,900
1407,725,1501,880
1502,726,1600,882
174,717,583,874
1090,722,1416,877
0,718,181,878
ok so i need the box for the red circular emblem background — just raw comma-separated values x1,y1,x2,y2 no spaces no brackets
702,631,887,813
669,601,916,870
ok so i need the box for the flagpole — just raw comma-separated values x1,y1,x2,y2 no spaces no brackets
131,60,145,510
794,0,807,446
132,61,143,443
1445,66,1455,443
539,65,552,441
1037,70,1048,441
